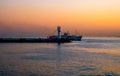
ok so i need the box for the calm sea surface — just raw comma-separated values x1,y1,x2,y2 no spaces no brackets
0,37,120,76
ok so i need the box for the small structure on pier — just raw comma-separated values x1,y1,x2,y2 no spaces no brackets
57,26,61,39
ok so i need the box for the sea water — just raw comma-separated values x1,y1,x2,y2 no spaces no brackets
0,37,120,76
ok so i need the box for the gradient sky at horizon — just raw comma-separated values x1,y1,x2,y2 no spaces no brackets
0,0,120,37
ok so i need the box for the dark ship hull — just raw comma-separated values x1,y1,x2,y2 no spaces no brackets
70,36,82,41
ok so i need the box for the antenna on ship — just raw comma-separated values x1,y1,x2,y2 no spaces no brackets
57,26,61,39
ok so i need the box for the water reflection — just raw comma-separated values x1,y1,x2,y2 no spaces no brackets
0,37,120,76
55,43,62,76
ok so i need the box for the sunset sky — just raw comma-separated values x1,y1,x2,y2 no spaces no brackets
0,0,120,37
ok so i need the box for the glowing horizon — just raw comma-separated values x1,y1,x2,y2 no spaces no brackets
0,0,120,37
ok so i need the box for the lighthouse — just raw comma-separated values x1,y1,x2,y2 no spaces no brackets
57,26,61,39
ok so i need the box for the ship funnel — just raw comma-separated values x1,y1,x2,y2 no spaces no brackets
57,26,61,39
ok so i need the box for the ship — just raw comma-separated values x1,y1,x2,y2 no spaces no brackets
48,26,82,41
0,26,82,43
49,32,82,41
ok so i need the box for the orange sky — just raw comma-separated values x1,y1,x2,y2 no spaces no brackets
0,0,120,37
